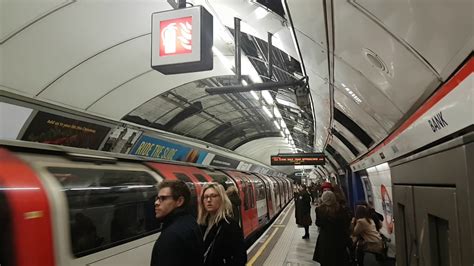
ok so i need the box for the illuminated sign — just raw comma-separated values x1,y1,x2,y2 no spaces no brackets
151,6,213,74
270,153,326,166
160,16,192,56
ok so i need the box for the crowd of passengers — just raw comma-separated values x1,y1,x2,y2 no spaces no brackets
294,182,389,266
151,180,247,266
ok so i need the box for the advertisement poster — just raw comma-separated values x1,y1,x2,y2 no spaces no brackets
101,126,142,154
130,135,207,163
21,111,110,149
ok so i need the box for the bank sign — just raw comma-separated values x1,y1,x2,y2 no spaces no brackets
151,6,213,74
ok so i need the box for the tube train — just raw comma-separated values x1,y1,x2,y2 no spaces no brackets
0,141,293,266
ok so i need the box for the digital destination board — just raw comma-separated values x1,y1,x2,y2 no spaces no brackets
270,153,326,166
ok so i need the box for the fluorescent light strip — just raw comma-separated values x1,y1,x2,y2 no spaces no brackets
273,120,281,129
250,91,259,100
262,106,273,118
262,91,274,105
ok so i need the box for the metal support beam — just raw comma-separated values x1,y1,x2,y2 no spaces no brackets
267,32,273,80
234,17,241,81
205,79,306,95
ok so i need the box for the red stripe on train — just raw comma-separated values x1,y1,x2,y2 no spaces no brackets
0,149,55,266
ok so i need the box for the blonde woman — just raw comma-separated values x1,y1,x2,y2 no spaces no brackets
198,183,247,266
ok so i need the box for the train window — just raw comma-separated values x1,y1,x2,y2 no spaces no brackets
173,173,198,217
47,167,159,258
255,181,266,201
193,174,208,184
205,171,234,189
243,177,255,209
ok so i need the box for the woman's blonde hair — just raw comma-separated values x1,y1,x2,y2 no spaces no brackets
197,183,233,227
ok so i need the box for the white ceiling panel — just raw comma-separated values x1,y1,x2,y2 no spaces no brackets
334,57,403,131
1,0,70,41
330,135,354,163
309,77,330,151
355,0,473,79
88,57,233,119
333,120,366,154
334,89,387,142
40,36,151,108
1,0,169,95
334,0,440,112
325,152,341,170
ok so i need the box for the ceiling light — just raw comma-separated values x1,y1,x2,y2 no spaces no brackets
254,6,268,20
250,91,259,100
262,91,274,105
274,107,282,118
273,120,281,129
262,106,273,118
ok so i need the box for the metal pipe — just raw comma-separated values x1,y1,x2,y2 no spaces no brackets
177,0,186,8
267,32,273,80
234,17,241,81
205,79,305,95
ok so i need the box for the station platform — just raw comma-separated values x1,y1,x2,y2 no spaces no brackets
247,202,320,266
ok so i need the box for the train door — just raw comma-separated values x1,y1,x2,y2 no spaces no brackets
391,133,473,265
257,174,275,219
394,186,462,266
224,171,258,237
269,176,281,211
250,174,268,226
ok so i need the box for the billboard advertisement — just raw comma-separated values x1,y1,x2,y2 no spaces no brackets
21,111,110,149
130,135,207,163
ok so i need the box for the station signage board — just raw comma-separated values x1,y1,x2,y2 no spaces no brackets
151,6,213,74
270,153,326,166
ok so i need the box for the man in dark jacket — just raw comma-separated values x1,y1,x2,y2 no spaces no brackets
296,185,312,239
150,180,204,266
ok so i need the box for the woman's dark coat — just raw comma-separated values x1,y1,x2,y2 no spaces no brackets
202,217,247,266
295,190,312,226
313,206,351,266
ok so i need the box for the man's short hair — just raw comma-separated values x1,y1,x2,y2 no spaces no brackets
158,180,191,207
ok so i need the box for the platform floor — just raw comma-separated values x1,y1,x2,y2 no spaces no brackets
247,202,320,266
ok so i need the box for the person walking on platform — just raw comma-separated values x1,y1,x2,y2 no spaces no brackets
150,180,204,266
296,184,312,239
313,191,352,266
198,183,247,266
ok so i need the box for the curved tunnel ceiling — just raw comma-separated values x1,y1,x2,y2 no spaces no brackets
1,0,472,175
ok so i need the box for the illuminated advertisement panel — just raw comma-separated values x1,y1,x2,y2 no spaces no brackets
151,6,213,74
270,153,326,166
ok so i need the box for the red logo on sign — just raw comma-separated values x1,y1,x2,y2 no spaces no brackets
160,16,192,56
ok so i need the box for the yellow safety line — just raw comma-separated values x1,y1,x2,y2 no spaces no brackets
247,227,280,266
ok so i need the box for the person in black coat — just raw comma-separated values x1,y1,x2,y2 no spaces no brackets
313,191,352,266
198,183,247,266
296,184,312,239
150,180,204,266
